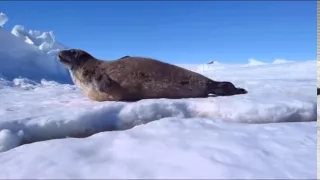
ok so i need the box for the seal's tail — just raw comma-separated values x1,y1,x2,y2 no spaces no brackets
207,80,247,96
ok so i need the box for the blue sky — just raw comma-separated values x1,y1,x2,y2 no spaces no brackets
1,1,316,64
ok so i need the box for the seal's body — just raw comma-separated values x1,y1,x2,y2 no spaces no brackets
59,49,247,102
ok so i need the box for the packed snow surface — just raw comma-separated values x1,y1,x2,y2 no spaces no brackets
0,12,316,179
0,118,316,179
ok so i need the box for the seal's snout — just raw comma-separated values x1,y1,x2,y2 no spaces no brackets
58,50,67,59
236,88,248,94
59,49,80,61
58,51,64,60
58,50,74,69
58,50,75,62
211,81,247,96
58,49,91,70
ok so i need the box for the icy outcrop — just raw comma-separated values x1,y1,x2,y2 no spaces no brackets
11,25,69,54
0,12,8,27
0,12,72,83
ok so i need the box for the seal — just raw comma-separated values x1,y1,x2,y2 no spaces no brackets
58,49,247,102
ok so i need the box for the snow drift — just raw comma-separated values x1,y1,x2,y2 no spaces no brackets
0,13,71,83
0,118,316,179
11,25,68,54
246,58,267,66
272,59,294,64
0,12,8,27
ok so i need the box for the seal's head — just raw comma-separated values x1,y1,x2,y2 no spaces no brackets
213,81,248,96
58,49,93,69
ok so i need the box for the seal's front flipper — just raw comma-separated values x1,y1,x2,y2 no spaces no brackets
207,81,247,96
317,88,320,95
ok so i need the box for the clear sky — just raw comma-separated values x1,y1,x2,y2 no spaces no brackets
0,1,316,64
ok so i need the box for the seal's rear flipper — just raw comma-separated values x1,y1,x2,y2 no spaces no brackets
207,81,247,96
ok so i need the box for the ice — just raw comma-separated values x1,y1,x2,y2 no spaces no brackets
244,58,267,67
0,14,71,83
0,129,22,152
0,12,8,27
272,59,294,64
0,12,316,179
11,25,68,54
0,27,71,83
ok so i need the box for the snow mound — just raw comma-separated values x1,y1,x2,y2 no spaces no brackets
0,12,8,27
11,25,68,54
244,58,267,67
0,12,71,83
0,129,22,152
272,59,294,64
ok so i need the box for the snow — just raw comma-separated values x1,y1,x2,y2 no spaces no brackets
244,58,267,67
0,119,316,179
194,58,300,73
0,129,22,153
272,58,294,64
0,15,71,83
11,25,68,54
0,12,317,179
0,12,8,27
